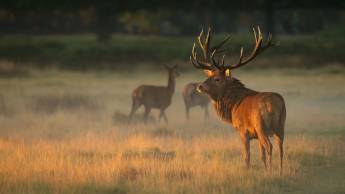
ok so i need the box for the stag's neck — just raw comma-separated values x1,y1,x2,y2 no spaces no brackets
167,72,175,95
213,79,257,123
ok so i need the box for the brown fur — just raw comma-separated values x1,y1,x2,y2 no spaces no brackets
199,72,286,173
190,27,285,173
182,82,210,120
128,65,178,124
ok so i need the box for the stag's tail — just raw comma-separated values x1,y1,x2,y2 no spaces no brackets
279,102,286,136
275,95,286,175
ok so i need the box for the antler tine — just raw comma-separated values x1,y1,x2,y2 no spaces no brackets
190,27,235,71
221,54,225,66
253,27,258,43
197,29,204,50
197,27,212,62
210,32,231,69
211,49,220,68
235,47,244,66
211,35,231,53
190,56,202,69
190,42,213,70
205,27,211,50
229,26,274,70
190,55,213,70
190,43,199,69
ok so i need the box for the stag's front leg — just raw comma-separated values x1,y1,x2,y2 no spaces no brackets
241,133,250,168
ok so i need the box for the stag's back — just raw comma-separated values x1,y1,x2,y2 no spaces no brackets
213,85,286,137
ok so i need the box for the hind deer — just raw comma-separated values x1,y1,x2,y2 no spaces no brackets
128,64,179,124
190,27,286,174
182,82,210,120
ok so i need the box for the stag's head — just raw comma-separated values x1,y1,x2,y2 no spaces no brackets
190,27,274,100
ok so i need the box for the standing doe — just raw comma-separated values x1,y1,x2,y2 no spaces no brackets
128,64,179,124
182,82,210,120
190,27,286,173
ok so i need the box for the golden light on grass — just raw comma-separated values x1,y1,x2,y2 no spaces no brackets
0,66,344,193
0,131,343,194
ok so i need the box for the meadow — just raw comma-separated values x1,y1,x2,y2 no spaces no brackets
0,63,345,194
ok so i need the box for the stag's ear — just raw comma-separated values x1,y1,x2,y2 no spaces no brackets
204,70,215,77
225,69,231,77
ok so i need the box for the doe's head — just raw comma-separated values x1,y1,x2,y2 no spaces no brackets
164,64,180,77
164,64,180,78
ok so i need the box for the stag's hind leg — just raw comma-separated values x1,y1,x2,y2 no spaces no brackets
275,134,284,175
259,142,267,169
275,108,286,175
257,131,273,169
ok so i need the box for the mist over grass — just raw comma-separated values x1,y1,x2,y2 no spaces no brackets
0,67,344,193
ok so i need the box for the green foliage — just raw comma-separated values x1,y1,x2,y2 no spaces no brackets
0,33,344,70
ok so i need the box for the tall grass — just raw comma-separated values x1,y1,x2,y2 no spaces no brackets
0,130,343,194
0,67,344,193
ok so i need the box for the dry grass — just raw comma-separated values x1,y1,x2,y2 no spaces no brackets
30,92,100,114
0,66,344,194
0,131,343,194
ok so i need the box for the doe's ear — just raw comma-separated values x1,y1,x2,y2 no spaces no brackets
204,70,215,77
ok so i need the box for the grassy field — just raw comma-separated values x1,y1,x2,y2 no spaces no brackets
0,65,345,194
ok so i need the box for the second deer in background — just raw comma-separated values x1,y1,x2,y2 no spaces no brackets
128,64,179,124
182,82,210,120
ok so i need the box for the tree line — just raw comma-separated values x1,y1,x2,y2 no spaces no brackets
0,0,344,42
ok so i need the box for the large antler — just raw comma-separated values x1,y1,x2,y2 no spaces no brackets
228,26,274,70
190,27,230,70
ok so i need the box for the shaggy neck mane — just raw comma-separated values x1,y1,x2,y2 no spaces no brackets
213,78,257,123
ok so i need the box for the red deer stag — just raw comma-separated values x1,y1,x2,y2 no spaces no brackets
190,27,286,173
182,82,210,120
128,64,179,124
